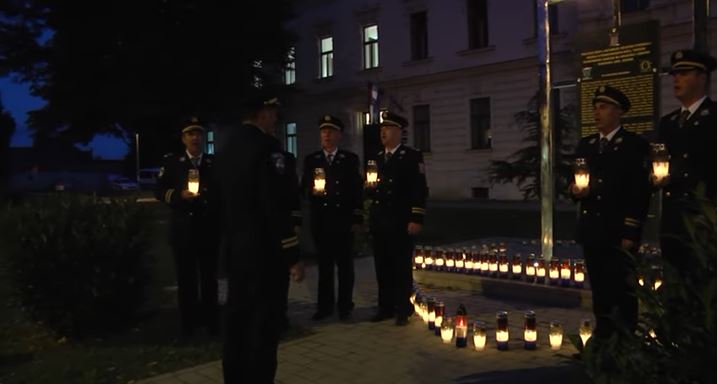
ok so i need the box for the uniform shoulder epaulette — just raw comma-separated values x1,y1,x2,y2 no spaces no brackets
665,108,682,120
339,149,358,158
580,133,600,145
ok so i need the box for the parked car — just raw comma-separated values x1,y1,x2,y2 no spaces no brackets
110,177,139,191
138,168,161,189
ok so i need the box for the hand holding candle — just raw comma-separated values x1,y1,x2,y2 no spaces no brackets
187,169,200,196
313,168,327,195
651,143,670,186
365,160,378,187
573,158,590,195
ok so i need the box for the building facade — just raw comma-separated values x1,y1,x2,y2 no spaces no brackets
279,0,717,200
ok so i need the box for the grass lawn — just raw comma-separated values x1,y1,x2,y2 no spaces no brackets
0,196,578,384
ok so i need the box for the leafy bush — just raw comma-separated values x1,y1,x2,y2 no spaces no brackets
0,194,153,337
582,198,717,384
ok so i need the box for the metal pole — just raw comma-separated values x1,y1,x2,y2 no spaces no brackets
612,0,622,29
135,132,140,182
609,0,622,46
694,0,709,53
537,0,553,263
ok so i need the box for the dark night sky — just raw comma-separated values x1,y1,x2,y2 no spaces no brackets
1,76,129,159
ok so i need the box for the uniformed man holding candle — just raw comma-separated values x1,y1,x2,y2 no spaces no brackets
570,85,651,339
301,114,363,321
367,111,428,326
155,117,219,337
653,49,717,273
214,95,304,383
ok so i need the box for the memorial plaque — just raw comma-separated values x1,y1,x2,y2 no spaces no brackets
578,21,659,137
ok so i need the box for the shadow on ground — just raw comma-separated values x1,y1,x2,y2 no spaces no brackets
455,363,590,384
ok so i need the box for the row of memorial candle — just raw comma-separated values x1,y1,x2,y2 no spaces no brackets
410,293,594,351
413,246,586,288
573,143,670,191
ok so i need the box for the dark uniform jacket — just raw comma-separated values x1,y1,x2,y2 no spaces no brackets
658,98,717,231
301,149,363,232
155,152,218,222
214,123,300,289
368,144,428,232
575,127,651,246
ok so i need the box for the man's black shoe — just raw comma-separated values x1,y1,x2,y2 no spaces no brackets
370,312,394,322
311,311,333,321
395,317,409,326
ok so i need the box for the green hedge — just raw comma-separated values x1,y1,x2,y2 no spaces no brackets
0,194,153,337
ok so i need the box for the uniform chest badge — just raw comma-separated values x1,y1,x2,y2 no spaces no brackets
338,153,345,159
701,109,709,117
271,153,286,174
400,150,406,155
615,137,623,144
179,157,186,162
694,121,700,126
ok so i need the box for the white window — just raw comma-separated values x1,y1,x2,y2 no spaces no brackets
363,25,379,69
206,130,215,154
286,122,298,157
284,47,296,85
319,36,334,78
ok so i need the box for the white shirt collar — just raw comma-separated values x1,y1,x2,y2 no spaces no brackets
385,144,401,155
323,148,338,158
186,150,203,166
599,126,622,141
681,95,707,117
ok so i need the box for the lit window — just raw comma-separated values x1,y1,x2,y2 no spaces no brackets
363,25,379,69
286,122,298,156
319,37,334,78
284,47,296,85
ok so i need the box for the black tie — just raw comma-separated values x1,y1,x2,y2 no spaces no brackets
385,151,392,162
327,154,334,165
678,109,691,128
191,157,199,167
599,137,609,154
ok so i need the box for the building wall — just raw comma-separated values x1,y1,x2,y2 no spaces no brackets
281,0,717,200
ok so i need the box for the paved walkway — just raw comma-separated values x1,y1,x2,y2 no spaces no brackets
138,257,592,384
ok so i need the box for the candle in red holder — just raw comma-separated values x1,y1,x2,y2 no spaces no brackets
455,304,468,348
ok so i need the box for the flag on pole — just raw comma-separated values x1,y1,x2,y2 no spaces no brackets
368,82,380,124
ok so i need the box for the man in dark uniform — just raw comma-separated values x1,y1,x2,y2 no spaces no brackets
368,111,428,326
301,115,363,321
214,95,304,384
571,86,651,339
264,117,303,334
155,117,219,337
654,50,717,273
